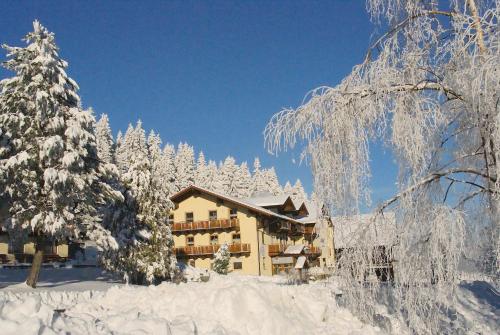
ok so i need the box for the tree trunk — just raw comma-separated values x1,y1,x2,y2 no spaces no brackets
26,238,44,288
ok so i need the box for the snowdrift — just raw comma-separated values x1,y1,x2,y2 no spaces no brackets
0,274,380,335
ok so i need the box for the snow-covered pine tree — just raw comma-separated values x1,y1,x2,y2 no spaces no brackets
95,114,115,164
0,21,118,287
118,122,177,284
115,123,134,174
251,157,268,195
213,243,230,275
291,179,307,202
195,151,208,187
174,142,195,192
161,143,177,198
283,181,293,195
263,167,283,196
233,162,252,198
219,156,239,196
204,160,220,192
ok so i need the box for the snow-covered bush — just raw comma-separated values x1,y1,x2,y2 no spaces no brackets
213,243,230,275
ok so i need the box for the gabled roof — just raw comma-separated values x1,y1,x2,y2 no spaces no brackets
296,201,319,224
245,194,309,215
244,193,291,207
170,185,303,225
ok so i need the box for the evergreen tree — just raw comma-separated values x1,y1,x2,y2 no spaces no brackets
204,160,220,192
219,156,239,196
195,151,207,187
118,122,177,284
234,162,252,198
0,21,117,287
251,157,267,195
263,167,283,195
115,123,134,174
283,181,293,195
291,179,307,202
161,143,176,197
174,142,195,192
213,243,230,275
95,113,115,164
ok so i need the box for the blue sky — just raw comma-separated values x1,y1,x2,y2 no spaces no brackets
0,1,398,208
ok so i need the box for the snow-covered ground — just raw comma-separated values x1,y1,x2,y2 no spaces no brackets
0,268,382,335
0,268,498,335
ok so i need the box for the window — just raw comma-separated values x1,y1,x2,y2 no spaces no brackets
185,212,194,223
186,236,194,246
229,208,238,219
189,259,195,267
42,241,56,254
166,214,174,225
233,261,243,270
210,234,218,245
8,239,24,254
232,233,241,243
209,210,217,221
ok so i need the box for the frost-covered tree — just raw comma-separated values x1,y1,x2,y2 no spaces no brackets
251,157,268,195
161,143,177,197
195,151,208,187
95,114,115,164
204,160,220,192
290,179,307,203
115,123,134,174
117,122,177,284
0,21,118,287
283,181,293,195
219,156,239,196
263,167,283,196
265,1,499,333
213,243,230,275
234,162,253,198
174,142,195,192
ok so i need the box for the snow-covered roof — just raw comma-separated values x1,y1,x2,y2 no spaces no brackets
296,201,319,224
333,212,397,249
295,256,307,269
284,245,305,255
244,193,291,207
170,185,303,225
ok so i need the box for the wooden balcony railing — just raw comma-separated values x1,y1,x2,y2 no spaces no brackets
268,244,288,256
290,224,305,235
267,244,322,257
174,243,251,257
307,245,321,256
171,218,239,233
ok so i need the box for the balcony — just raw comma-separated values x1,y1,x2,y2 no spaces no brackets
304,226,315,235
171,218,239,233
290,224,305,236
306,245,321,256
278,221,291,231
268,244,288,256
174,243,251,257
267,244,321,257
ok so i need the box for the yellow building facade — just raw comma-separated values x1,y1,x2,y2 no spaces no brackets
170,186,324,276
0,233,69,264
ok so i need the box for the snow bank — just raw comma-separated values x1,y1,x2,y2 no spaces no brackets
0,274,380,335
